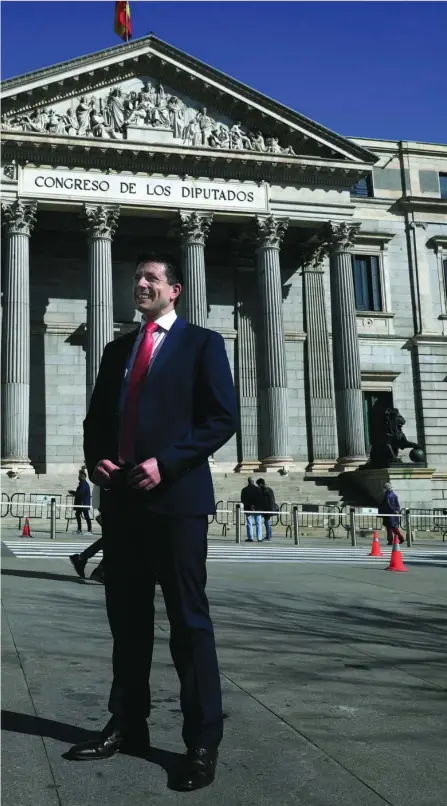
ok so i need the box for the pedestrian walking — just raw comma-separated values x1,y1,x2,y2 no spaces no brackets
257,478,276,540
66,253,237,792
69,485,104,583
241,477,263,542
68,469,92,535
381,482,405,545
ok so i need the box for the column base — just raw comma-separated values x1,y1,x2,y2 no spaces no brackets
235,461,262,473
1,458,35,477
307,459,339,473
259,456,293,473
335,456,368,472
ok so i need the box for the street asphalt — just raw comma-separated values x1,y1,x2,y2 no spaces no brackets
1,548,446,806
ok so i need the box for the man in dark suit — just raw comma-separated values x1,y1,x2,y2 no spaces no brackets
66,254,238,791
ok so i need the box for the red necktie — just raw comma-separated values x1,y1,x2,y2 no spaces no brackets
119,321,158,463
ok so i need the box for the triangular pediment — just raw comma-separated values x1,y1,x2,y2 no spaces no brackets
1,35,376,166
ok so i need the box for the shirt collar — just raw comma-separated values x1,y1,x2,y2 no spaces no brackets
140,309,177,333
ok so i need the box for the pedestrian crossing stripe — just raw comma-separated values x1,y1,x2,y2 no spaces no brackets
3,541,447,565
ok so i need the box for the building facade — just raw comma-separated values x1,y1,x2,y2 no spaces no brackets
1,36,446,504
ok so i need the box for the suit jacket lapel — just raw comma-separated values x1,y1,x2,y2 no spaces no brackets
148,316,188,384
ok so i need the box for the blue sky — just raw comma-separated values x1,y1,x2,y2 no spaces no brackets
1,1,446,143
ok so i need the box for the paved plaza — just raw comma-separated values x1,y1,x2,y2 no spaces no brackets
2,542,447,806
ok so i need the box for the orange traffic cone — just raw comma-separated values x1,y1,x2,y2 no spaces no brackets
385,535,407,572
369,531,384,557
21,517,32,538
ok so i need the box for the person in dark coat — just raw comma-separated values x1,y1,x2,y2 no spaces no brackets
257,478,276,540
69,484,104,583
69,470,92,535
66,254,238,792
381,482,405,545
241,477,263,542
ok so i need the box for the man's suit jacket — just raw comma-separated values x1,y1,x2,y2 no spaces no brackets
83,316,238,516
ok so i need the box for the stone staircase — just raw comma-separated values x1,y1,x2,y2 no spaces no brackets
1,470,374,511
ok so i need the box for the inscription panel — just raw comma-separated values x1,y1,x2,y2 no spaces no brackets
20,166,269,212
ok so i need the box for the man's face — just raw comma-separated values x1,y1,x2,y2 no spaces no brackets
133,261,181,320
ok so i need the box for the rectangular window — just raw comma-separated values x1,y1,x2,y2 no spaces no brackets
352,255,382,311
440,174,447,199
350,176,373,198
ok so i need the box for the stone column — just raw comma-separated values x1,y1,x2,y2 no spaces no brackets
235,257,260,471
84,205,120,402
179,211,212,327
302,244,338,469
1,200,37,471
255,215,292,468
322,221,366,464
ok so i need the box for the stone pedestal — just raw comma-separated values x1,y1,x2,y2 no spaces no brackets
354,465,436,510
1,200,37,472
179,211,212,328
255,215,292,469
126,125,179,145
84,205,120,403
322,221,366,467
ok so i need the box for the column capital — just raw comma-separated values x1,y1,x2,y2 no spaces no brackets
84,205,120,240
256,215,288,249
179,210,213,245
320,221,360,253
1,200,37,237
299,239,327,273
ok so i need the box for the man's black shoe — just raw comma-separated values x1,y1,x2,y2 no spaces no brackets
69,553,87,579
171,748,218,791
90,563,105,584
65,720,149,760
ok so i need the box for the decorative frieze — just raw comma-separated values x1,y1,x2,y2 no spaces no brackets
1,78,297,155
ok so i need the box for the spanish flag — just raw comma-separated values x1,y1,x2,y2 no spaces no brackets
114,1,132,41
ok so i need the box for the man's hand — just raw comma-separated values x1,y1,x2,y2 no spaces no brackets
92,459,122,488
127,458,161,491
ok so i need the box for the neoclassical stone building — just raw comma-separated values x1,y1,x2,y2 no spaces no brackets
1,35,446,505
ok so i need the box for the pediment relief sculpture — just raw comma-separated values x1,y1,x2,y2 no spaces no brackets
1,77,296,156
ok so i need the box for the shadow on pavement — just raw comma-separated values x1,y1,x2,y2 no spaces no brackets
1,568,85,584
1,709,184,777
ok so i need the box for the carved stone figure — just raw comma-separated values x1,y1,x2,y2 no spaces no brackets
183,116,202,147
65,107,79,135
195,108,214,146
369,408,423,467
250,131,266,152
76,97,91,136
167,95,184,138
230,123,251,150
107,87,126,132
1,79,299,154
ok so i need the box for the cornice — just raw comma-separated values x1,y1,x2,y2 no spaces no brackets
353,231,395,247
427,235,447,250
1,132,370,187
399,196,447,213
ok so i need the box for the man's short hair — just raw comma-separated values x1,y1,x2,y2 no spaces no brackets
247,476,255,485
257,478,265,487
136,253,184,288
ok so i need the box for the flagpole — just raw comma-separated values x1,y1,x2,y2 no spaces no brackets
125,3,129,43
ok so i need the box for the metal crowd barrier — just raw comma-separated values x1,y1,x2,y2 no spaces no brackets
2,491,447,544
